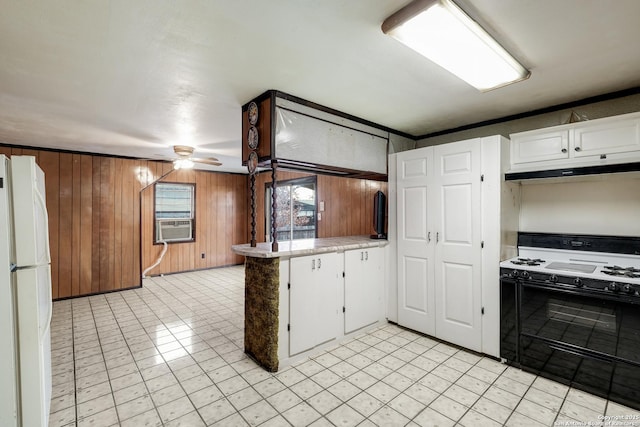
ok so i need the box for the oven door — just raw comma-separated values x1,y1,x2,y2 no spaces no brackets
518,281,640,406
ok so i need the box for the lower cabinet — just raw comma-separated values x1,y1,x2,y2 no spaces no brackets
344,247,383,334
289,252,341,356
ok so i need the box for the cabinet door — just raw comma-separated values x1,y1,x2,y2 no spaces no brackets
433,140,483,353
344,248,383,334
571,116,640,158
289,253,339,356
396,148,436,336
313,252,340,346
511,130,569,165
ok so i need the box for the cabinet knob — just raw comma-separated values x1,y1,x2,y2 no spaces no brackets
574,146,581,152
561,148,567,153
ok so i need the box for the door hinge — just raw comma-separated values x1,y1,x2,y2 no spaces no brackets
480,174,484,182
481,241,484,249
0,177,3,188
342,271,345,278
342,306,346,313
287,324,290,331
481,307,485,315
287,282,290,289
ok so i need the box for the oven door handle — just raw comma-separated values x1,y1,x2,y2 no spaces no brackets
548,343,613,364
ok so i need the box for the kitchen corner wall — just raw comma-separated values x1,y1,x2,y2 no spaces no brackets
252,170,387,243
140,166,247,276
0,145,247,299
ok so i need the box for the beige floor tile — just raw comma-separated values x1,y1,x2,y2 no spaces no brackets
50,266,631,427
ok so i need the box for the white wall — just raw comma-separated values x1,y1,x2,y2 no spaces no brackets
519,174,640,236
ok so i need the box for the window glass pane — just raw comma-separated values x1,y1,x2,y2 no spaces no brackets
155,183,194,219
291,183,315,239
267,178,316,241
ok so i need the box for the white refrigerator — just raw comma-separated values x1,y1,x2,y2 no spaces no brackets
0,155,53,427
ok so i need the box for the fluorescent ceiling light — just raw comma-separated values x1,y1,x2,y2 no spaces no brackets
382,0,530,91
174,158,194,170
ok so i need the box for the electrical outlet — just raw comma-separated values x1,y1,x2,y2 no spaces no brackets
318,212,322,221
201,253,205,259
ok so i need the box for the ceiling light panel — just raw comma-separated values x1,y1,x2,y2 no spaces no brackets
383,0,530,91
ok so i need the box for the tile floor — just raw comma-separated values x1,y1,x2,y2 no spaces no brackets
48,266,639,427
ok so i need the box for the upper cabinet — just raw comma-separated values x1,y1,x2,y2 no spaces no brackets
509,112,640,173
571,115,640,158
511,129,569,165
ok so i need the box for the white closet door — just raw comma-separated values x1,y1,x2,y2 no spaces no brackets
433,140,483,352
396,148,435,336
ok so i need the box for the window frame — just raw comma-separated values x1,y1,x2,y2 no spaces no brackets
153,182,196,244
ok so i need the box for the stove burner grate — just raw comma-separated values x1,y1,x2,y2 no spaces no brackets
603,270,640,278
603,266,640,278
511,258,545,266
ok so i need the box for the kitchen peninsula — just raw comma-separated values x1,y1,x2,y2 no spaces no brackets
232,236,388,371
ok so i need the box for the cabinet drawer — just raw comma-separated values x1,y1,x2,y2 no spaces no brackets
511,130,569,165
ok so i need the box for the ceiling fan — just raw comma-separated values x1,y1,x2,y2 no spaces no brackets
172,145,222,169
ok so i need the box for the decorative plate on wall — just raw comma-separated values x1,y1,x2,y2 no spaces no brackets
248,125,259,149
248,101,259,125
247,151,258,174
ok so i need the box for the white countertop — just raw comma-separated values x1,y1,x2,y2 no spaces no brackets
231,236,388,258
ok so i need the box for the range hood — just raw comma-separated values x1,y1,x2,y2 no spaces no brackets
505,161,640,181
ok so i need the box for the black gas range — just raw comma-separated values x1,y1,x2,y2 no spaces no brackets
500,232,640,411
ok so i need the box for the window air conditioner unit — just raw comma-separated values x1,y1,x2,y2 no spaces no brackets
157,219,192,242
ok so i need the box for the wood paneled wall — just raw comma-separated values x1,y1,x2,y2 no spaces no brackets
0,146,247,299
140,167,247,276
252,170,388,243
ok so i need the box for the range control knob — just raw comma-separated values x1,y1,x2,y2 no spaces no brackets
549,274,558,283
623,284,633,294
511,270,519,278
609,282,619,292
521,271,530,279
574,277,583,288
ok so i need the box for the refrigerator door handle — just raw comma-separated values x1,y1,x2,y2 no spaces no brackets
41,266,53,342
34,187,51,264
40,295,52,342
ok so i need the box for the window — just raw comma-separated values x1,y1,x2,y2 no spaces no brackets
266,177,317,241
154,182,195,243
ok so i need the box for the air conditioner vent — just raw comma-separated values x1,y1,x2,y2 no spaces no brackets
156,219,193,242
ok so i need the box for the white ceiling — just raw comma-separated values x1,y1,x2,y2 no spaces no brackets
1,0,640,173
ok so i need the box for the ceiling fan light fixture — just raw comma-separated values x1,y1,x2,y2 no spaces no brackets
382,0,530,91
173,145,195,157
174,158,194,170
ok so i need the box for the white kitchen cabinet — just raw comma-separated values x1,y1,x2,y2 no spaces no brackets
571,114,640,158
289,252,340,356
511,129,569,165
510,111,640,171
394,135,512,357
344,247,383,334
